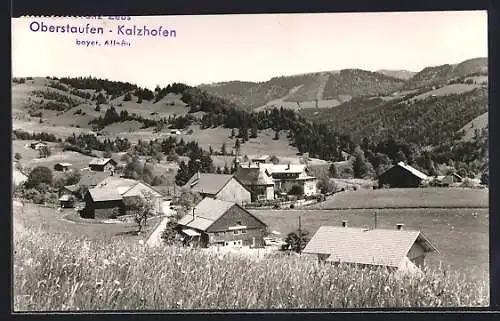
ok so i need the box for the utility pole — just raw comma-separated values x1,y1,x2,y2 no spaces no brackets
298,215,302,255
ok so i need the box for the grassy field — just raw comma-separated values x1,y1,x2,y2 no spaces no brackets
458,112,488,142
13,201,161,241
409,84,484,102
13,225,488,310
251,207,489,278
309,188,489,209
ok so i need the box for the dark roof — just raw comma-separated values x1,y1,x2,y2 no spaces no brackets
184,173,238,195
303,226,439,268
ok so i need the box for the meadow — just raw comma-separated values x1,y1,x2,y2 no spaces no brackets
13,225,489,311
309,188,489,209
251,207,489,278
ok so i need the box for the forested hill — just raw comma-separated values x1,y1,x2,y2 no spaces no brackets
12,72,489,181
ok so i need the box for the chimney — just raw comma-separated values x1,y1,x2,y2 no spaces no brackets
396,224,404,230
342,220,348,228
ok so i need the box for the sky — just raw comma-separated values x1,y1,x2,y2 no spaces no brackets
12,11,487,89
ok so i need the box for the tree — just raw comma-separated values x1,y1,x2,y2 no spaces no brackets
175,160,190,186
38,145,51,158
270,155,280,165
234,139,241,151
96,92,107,104
103,148,113,158
250,123,258,138
317,177,336,194
223,163,230,174
220,143,227,156
137,96,143,104
281,229,310,253
216,167,222,174
131,191,156,234
95,104,101,112
123,92,132,101
14,153,22,161
289,184,304,196
328,163,337,178
273,129,280,140
209,145,214,155
26,166,53,189
352,147,373,179
481,170,489,186
230,128,235,138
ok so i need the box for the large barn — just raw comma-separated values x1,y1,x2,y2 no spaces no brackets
378,162,429,188
183,173,251,206
303,223,439,274
176,198,268,248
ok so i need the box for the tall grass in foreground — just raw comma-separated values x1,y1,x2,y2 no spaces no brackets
13,227,489,311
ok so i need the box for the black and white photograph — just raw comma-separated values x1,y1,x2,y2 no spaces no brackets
11,11,489,310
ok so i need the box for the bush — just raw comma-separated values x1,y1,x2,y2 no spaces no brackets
26,166,53,189
14,153,22,161
288,185,304,196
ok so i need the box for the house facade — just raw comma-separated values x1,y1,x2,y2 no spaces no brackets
183,173,251,206
303,224,439,274
177,198,268,248
378,162,429,188
261,163,318,197
54,162,72,172
234,165,275,201
89,158,117,172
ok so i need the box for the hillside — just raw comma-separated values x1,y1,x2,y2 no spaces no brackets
199,69,405,111
404,57,487,90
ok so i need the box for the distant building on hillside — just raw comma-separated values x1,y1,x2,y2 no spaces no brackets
261,163,317,196
88,158,117,172
183,173,251,206
176,198,268,248
54,162,72,172
250,155,270,164
303,223,439,274
378,162,429,188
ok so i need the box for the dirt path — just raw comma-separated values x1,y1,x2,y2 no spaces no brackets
146,216,170,247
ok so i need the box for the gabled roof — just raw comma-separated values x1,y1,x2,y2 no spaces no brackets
58,194,73,201
62,184,80,193
395,162,429,180
93,176,164,199
89,158,116,166
177,198,235,231
184,173,242,195
235,166,274,186
303,226,439,268
78,171,112,187
88,188,123,202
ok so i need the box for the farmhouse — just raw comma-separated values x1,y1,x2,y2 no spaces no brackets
183,173,251,206
303,223,439,273
88,158,117,172
378,162,429,188
235,164,275,201
58,194,75,208
176,198,268,248
60,171,111,200
81,176,165,219
251,155,270,164
54,162,72,172
260,163,318,197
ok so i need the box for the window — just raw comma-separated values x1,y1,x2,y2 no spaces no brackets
234,230,239,235
241,230,247,234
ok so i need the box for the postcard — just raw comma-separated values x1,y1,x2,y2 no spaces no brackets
11,12,489,311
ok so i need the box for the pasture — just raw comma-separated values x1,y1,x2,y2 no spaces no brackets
310,188,489,209
409,83,484,102
251,207,489,278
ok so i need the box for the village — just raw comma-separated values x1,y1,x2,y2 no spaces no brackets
12,138,488,276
